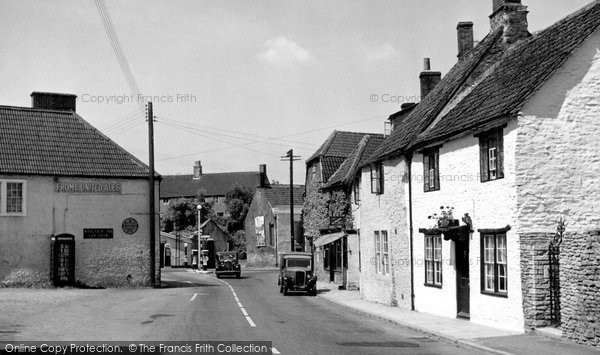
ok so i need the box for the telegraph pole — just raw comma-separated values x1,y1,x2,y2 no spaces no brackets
281,149,301,251
147,102,156,287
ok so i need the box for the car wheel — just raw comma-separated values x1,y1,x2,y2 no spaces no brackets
279,284,283,293
283,286,288,296
310,287,317,296
236,273,241,279
216,274,221,279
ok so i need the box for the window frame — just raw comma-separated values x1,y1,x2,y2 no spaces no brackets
479,231,508,297
478,127,504,182
353,175,361,204
0,179,27,216
370,163,384,195
423,149,440,192
374,230,389,275
424,234,442,287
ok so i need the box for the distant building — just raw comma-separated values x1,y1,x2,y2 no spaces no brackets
245,178,304,266
160,162,269,216
0,92,160,288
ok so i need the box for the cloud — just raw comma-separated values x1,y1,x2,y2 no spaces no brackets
256,36,313,67
365,43,400,61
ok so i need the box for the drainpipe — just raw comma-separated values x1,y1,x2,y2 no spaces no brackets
407,153,415,311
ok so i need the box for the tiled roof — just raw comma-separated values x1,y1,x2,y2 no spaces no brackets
308,130,384,182
325,135,385,189
368,28,505,162
160,172,265,199
369,1,600,160
321,156,347,182
413,2,600,147
308,131,380,162
0,106,154,178
262,185,304,207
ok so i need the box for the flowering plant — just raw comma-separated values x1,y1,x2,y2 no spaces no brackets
428,206,455,228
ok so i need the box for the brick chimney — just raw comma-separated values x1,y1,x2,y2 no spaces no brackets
31,92,77,112
457,22,474,59
419,58,441,99
258,164,267,188
193,161,202,179
490,0,529,45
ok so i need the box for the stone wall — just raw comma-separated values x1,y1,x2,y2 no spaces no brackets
560,231,600,349
519,233,554,329
358,157,412,309
517,30,600,234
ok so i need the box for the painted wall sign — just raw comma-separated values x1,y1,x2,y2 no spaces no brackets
255,216,266,247
56,182,121,194
122,218,139,235
83,228,113,239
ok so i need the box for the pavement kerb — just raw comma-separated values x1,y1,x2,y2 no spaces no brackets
317,292,516,355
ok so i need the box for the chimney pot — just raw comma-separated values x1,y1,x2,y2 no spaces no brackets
419,59,441,99
31,92,77,112
457,22,474,59
258,164,267,188
193,161,202,179
423,58,431,71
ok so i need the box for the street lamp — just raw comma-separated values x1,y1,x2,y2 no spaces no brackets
192,204,201,270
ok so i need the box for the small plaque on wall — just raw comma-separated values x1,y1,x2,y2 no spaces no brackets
84,228,113,239
122,218,139,235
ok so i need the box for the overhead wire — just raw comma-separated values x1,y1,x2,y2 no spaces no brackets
94,0,145,113
157,117,318,150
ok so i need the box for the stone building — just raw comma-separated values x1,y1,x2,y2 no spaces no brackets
244,178,304,267
160,162,268,216
319,134,385,290
359,0,600,343
0,92,160,288
304,131,383,289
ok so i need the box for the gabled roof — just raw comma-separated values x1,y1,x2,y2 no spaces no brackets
308,130,384,182
368,1,600,161
324,134,385,189
368,28,505,162
0,105,154,178
413,1,600,147
160,171,265,199
261,184,304,207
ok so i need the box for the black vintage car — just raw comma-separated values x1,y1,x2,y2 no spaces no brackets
278,252,317,296
215,251,241,278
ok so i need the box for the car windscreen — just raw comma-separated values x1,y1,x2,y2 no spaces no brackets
286,259,311,268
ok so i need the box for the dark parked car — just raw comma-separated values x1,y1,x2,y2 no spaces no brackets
278,252,317,296
215,251,241,278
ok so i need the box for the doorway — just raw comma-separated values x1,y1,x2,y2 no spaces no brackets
455,239,470,319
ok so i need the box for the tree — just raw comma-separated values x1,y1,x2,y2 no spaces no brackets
225,184,254,234
161,198,216,232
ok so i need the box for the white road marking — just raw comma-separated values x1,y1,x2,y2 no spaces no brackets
190,293,198,301
245,316,256,327
272,347,280,354
208,276,257,328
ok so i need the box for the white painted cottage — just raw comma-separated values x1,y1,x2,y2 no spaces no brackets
359,0,600,334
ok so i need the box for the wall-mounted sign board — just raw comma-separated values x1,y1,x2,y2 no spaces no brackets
56,182,121,194
83,228,114,239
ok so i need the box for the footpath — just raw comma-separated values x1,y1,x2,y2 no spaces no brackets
315,282,598,355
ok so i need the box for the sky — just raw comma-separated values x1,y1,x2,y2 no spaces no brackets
0,0,593,183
